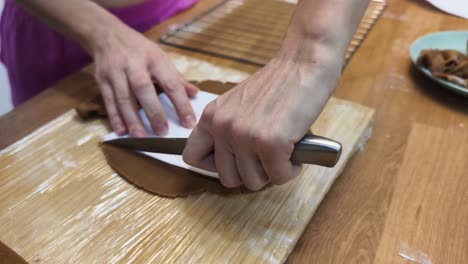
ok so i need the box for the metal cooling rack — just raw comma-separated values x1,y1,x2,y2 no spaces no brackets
161,0,387,66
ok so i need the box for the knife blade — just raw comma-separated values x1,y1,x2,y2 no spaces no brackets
105,134,342,167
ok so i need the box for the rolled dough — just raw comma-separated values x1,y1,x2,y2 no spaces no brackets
96,81,239,197
101,143,235,197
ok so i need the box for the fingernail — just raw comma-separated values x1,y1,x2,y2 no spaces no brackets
183,115,197,128
155,123,168,135
115,126,126,136
191,87,200,96
116,129,126,136
221,176,242,189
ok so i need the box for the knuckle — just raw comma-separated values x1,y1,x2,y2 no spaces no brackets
199,102,216,127
204,102,216,116
231,121,250,143
255,130,291,155
130,75,152,94
96,61,117,76
182,151,195,166
212,113,231,136
254,131,276,154
148,56,162,69
162,79,182,94
101,93,114,104
128,122,142,133
173,99,192,114
147,110,165,123
199,114,211,129
148,60,160,74
114,56,127,66
115,94,131,106
94,69,108,83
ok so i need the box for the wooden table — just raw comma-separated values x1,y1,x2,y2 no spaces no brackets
1,0,467,263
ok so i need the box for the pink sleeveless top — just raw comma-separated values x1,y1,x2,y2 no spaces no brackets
0,0,198,106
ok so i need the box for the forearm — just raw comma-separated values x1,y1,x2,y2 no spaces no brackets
13,0,124,53
278,0,370,67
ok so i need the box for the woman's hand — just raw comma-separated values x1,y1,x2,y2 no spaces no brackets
90,23,198,136
182,56,341,190
12,0,198,136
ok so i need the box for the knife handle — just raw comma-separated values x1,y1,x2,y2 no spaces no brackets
291,134,342,167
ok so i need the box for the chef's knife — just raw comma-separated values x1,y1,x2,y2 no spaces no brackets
105,134,342,167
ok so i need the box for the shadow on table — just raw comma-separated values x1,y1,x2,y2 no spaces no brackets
407,0,441,14
410,65,468,115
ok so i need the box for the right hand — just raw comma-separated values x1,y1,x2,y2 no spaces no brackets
88,22,198,137
183,56,340,190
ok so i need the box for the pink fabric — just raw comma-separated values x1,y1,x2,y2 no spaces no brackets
0,0,198,106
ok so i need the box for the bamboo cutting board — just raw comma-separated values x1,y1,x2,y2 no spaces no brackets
0,57,374,263
0,102,373,263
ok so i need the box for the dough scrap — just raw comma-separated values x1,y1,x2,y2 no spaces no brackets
417,49,468,87
76,81,237,120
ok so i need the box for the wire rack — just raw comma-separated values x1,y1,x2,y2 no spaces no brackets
161,0,386,66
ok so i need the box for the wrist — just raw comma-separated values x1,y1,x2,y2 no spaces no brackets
273,42,342,79
277,43,341,74
72,5,125,55
270,40,343,97
275,18,349,70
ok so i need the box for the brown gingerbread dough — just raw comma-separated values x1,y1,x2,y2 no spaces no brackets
75,95,107,119
417,49,468,87
0,241,28,264
101,144,234,197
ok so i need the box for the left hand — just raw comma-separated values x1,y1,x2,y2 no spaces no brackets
86,20,198,137
183,56,341,190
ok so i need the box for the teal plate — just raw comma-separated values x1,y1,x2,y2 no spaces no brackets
410,31,468,97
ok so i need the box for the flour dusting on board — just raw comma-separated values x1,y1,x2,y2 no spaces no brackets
60,156,79,169
0,112,74,155
34,173,60,194
357,127,373,152
247,227,293,263
44,156,79,170
76,134,94,146
34,156,79,194
169,52,249,83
